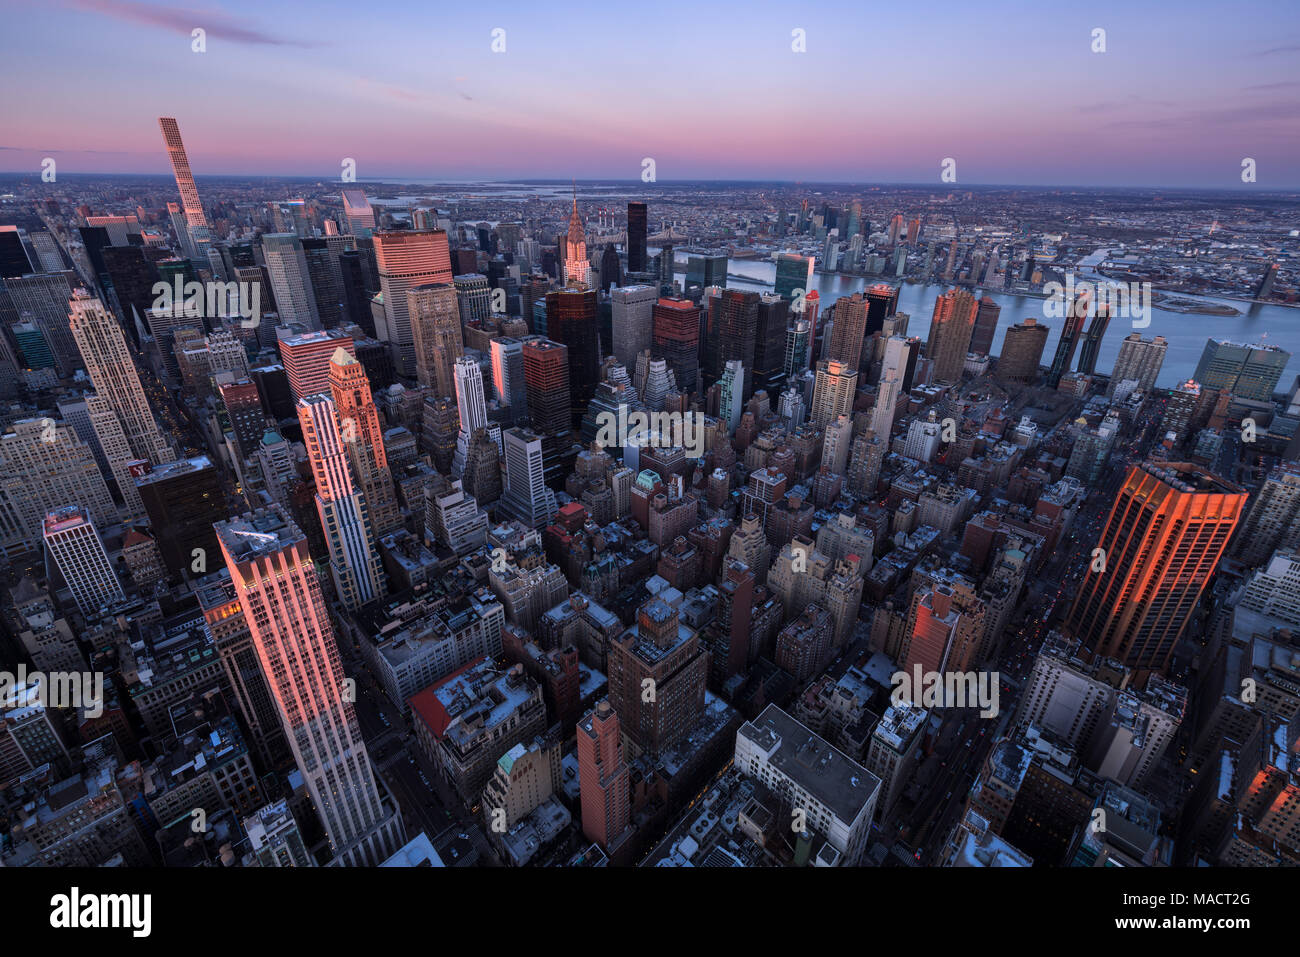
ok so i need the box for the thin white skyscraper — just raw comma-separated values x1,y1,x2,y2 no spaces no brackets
500,427,557,529
298,394,386,609
158,117,211,256
67,291,174,466
341,188,376,236
451,356,500,477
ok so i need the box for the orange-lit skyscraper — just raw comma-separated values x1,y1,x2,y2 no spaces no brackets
216,507,404,866
328,348,402,536
925,288,977,384
373,229,453,376
1066,462,1247,678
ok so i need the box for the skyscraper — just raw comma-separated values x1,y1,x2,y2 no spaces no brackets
216,507,404,866
1193,338,1290,401
158,117,210,257
970,296,1001,356
501,427,558,529
278,329,356,402
262,233,321,329
828,292,869,369
1232,462,1300,566
610,284,656,371
407,282,462,398
652,297,700,396
1045,293,1090,389
522,338,571,437
329,348,402,536
998,318,1049,384
626,202,648,274
563,190,591,289
811,359,858,427
489,336,527,415
1107,334,1168,398
373,230,454,376
716,289,759,398
1076,305,1112,376
134,455,226,582
341,189,376,237
544,288,599,424
43,506,124,616
1066,463,1247,677
774,253,814,300
68,292,174,466
926,288,978,384
577,700,630,852
298,393,387,609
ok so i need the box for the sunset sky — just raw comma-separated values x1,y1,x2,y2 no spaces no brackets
2,0,1299,186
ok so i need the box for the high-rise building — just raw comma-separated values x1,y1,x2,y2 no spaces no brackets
716,289,760,398
1076,305,1112,377
626,202,648,274
1045,293,1090,388
1193,338,1290,401
811,359,858,427
652,297,700,396
134,455,226,582
686,252,727,291
997,318,1049,384
262,233,320,329
406,282,461,397
970,296,1001,356
0,419,115,548
1067,463,1247,677
563,190,591,289
576,699,630,851
774,253,815,300
1233,462,1300,566
278,329,355,402
501,427,558,529
6,272,79,376
298,393,386,608
451,354,496,477
544,288,599,423
43,506,124,616
489,336,527,415
68,292,174,466
607,596,708,758
158,117,210,257
864,284,899,338
341,189,376,237
522,338,571,437
216,508,404,866
373,230,454,375
329,348,402,536
926,289,978,384
1106,334,1168,397
828,292,869,369
610,284,656,372
0,225,34,278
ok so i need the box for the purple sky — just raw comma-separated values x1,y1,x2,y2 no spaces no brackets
2,0,1299,186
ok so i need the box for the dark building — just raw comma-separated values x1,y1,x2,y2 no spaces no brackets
301,238,344,328
0,227,34,278
627,202,648,274
599,244,622,293
1045,294,1089,388
1076,305,1112,376
544,288,599,426
102,246,163,348
753,294,789,397
864,283,899,338
135,456,228,582
522,338,571,436
251,364,296,422
652,297,700,397
970,296,1001,356
715,288,760,398
339,251,374,334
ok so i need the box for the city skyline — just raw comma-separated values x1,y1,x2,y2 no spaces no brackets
2,0,1300,187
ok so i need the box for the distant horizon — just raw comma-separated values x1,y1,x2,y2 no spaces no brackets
3,171,1299,194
